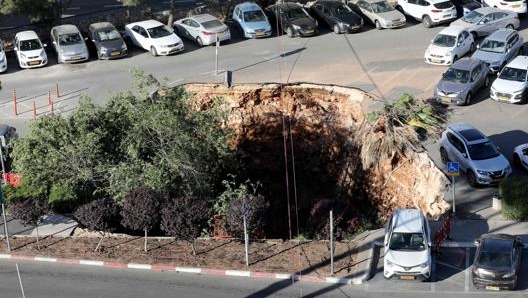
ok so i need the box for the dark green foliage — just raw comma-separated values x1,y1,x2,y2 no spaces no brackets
10,196,49,227
120,188,163,232
500,177,528,220
160,196,210,241
74,198,121,233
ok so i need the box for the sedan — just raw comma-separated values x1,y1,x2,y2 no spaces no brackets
124,20,184,56
265,2,318,37
471,28,523,74
14,30,48,68
472,234,524,290
434,58,490,105
349,0,406,29
50,24,89,64
450,7,519,39
174,14,231,46
232,2,272,39
88,22,127,60
425,26,475,65
310,0,363,34
513,143,528,171
0,40,7,73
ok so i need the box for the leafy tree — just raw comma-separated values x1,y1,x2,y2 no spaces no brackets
74,198,121,252
0,0,73,23
120,188,163,252
10,197,48,249
160,196,210,255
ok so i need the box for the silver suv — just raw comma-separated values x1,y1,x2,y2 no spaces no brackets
471,28,523,74
440,123,511,187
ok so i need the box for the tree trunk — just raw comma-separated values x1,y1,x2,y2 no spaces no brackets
144,229,148,252
95,232,105,252
167,0,175,28
36,224,40,250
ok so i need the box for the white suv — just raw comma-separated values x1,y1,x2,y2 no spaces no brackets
490,55,528,104
396,0,457,28
384,209,431,281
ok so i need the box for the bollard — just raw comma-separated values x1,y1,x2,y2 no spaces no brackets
50,99,54,115
33,101,36,119
48,90,51,105
56,83,60,98
13,89,17,116
224,70,232,88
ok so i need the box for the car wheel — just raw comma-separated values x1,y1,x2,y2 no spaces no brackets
513,153,522,168
440,147,450,164
375,20,382,30
422,15,432,28
470,42,475,53
286,27,294,38
196,36,204,47
506,24,514,29
150,46,158,57
464,92,472,105
467,170,477,187
484,75,490,88
333,24,341,34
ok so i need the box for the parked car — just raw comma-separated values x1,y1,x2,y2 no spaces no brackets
472,234,523,290
481,0,526,14
174,14,231,46
232,2,272,38
513,143,528,171
50,24,89,63
472,28,523,74
490,55,528,104
450,7,520,39
0,40,7,73
424,26,475,65
349,0,406,29
14,30,48,69
439,122,512,187
451,0,483,18
383,209,431,281
88,22,127,60
434,58,489,105
395,0,457,28
265,2,318,37
124,20,184,56
310,0,364,34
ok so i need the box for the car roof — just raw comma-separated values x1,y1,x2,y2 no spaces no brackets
190,14,218,23
486,28,517,41
51,24,81,34
475,6,507,14
392,209,424,233
236,2,263,11
451,57,482,71
270,2,303,10
447,123,488,144
128,19,164,29
438,26,467,36
428,0,453,4
505,55,528,69
480,234,515,252
15,30,40,40
315,0,344,6
89,22,116,31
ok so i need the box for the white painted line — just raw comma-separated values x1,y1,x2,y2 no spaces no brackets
79,260,104,266
381,67,408,84
167,79,184,87
440,241,475,248
353,65,379,82
34,257,57,262
465,247,470,292
325,277,350,284
176,267,202,273
275,273,292,279
403,66,424,83
225,270,250,277
0,254,11,259
431,257,436,292
127,263,152,270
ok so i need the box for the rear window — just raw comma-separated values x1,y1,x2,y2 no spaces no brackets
504,0,523,2
434,1,454,8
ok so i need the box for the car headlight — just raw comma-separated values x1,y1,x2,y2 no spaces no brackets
122,44,127,51
503,271,515,278
419,262,429,268
20,52,27,59
39,50,45,57
100,46,107,52
292,24,301,30
400,17,405,22
477,169,490,175
425,47,430,55
445,50,452,56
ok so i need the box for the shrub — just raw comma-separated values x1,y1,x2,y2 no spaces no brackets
500,176,528,220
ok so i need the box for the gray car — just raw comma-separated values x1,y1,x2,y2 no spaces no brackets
349,0,406,29
471,28,523,74
88,22,128,60
434,58,490,106
50,24,89,63
450,7,519,39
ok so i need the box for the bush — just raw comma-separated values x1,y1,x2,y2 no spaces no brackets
500,176,528,220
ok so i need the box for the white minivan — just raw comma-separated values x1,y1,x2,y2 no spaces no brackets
384,209,432,281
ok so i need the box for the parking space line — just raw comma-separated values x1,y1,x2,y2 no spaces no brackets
436,260,464,271
465,247,470,292
431,256,436,292
354,65,379,82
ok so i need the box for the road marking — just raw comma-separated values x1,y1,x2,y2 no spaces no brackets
176,267,201,273
465,247,470,292
225,270,250,277
436,260,464,271
275,273,293,279
0,254,11,259
431,258,436,292
127,263,152,270
34,257,57,262
79,260,104,266
353,65,379,82
402,65,425,83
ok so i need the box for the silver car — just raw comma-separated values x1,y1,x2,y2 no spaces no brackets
471,28,523,74
174,14,231,46
450,7,519,39
349,0,406,29
434,58,490,106
50,24,89,63
232,2,272,38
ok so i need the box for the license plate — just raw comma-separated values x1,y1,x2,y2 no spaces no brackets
512,4,520,7
499,96,509,101
400,275,415,280
485,285,500,290
443,14,451,17
256,32,265,36
351,25,360,29
304,30,314,34
441,97,451,104
111,51,121,56
431,58,441,63
29,61,39,65
71,55,80,60
393,22,402,26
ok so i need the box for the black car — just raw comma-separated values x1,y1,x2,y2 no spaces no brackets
451,0,482,18
310,0,364,33
472,234,524,290
88,22,128,60
265,2,318,37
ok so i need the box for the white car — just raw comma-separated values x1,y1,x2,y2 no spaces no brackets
0,40,7,73
174,14,231,46
490,55,528,104
395,0,457,28
481,0,526,14
513,143,528,171
424,26,475,65
14,30,48,69
124,20,184,56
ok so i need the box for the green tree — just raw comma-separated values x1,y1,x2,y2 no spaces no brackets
0,0,73,23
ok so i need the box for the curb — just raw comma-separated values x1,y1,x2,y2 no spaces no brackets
0,253,365,285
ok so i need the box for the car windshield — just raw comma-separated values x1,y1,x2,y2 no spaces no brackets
202,19,224,29
467,141,500,160
443,68,470,83
389,232,427,251
478,39,505,53
19,39,42,51
147,25,172,38
478,251,511,267
372,1,393,13
498,67,527,82
332,4,353,15
432,34,456,47
243,10,266,22
287,6,308,19
96,28,121,41
58,33,82,46
462,10,483,23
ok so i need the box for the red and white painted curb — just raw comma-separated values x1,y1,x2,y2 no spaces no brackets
0,253,364,285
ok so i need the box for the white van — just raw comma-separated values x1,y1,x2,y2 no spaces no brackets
384,209,432,281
